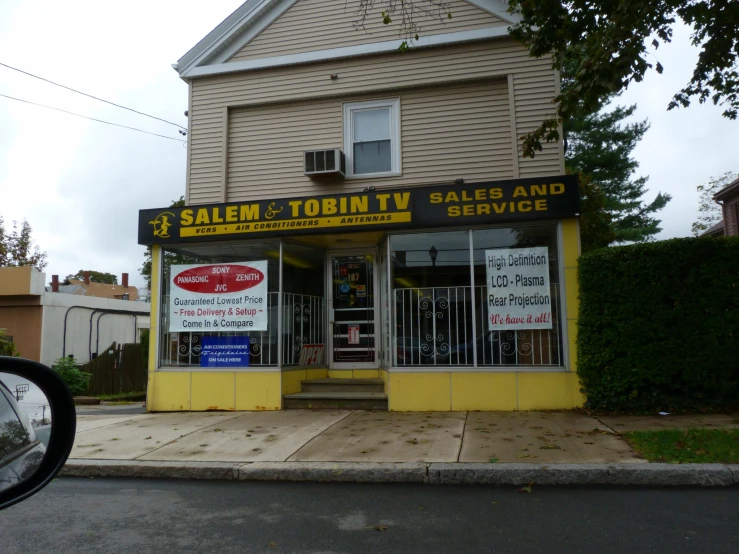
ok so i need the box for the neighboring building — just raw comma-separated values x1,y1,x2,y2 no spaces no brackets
0,267,150,366
700,221,724,237
139,0,582,412
702,176,739,237
46,271,140,301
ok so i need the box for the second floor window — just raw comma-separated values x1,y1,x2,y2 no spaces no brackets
343,99,401,178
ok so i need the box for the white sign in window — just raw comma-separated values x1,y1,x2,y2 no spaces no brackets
168,261,269,332
485,247,553,330
344,99,400,177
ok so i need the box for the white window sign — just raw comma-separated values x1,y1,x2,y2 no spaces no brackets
485,247,552,330
168,261,268,332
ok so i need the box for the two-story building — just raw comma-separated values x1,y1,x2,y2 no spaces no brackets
139,0,583,412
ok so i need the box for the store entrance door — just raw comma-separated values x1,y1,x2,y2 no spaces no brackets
328,251,378,369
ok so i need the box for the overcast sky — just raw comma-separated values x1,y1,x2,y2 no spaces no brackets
1,1,736,289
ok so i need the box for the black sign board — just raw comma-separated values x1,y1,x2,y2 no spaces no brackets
138,175,579,245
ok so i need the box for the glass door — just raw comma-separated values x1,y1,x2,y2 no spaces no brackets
328,252,378,368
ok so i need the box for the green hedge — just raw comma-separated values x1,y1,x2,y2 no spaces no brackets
578,237,739,411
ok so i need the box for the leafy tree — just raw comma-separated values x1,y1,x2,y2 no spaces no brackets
565,101,671,243
51,357,91,396
0,218,47,271
507,0,739,157
692,171,738,236
577,173,615,252
355,2,739,157
562,46,670,244
351,0,454,50
140,197,197,289
0,420,31,459
0,329,20,357
350,3,671,244
63,270,118,285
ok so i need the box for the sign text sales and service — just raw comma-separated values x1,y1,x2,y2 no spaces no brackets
485,247,552,331
169,261,268,332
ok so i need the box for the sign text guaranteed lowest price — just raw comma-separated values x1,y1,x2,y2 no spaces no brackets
168,261,269,332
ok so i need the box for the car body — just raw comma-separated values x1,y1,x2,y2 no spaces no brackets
0,377,46,493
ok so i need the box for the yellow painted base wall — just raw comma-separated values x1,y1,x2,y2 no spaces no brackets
148,370,584,412
388,372,585,411
147,371,282,412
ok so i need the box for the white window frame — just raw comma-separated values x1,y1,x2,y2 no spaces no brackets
343,98,401,179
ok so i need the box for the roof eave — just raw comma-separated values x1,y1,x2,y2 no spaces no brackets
713,177,739,201
175,0,521,78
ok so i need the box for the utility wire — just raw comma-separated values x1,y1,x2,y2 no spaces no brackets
0,61,187,131
0,92,186,143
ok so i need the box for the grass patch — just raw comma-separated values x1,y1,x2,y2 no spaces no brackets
96,392,146,401
623,428,739,463
105,401,139,405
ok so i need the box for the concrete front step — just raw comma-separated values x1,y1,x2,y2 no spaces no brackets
301,378,385,393
284,391,388,410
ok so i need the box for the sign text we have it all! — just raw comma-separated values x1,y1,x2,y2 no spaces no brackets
485,247,552,331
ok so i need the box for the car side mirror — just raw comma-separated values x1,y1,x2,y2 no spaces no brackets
0,356,76,511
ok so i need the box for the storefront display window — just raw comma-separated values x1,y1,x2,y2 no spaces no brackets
472,225,562,367
159,241,280,368
281,242,326,366
391,231,473,366
155,224,564,371
389,224,563,368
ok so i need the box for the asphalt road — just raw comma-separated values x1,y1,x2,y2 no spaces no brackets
3,479,738,554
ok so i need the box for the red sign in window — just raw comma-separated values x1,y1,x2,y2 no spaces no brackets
348,325,360,345
172,264,264,294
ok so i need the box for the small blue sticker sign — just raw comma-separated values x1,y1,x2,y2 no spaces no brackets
340,283,351,293
200,336,250,368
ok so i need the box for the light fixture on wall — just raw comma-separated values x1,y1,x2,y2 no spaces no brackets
429,245,438,268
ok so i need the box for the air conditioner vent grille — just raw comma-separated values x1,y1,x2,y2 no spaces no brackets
304,149,345,179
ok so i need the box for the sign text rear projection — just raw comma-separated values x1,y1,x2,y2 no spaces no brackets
169,261,268,332
485,247,552,330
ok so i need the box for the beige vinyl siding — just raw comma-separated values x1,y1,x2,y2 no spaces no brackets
227,80,512,200
187,39,561,205
229,0,507,62
513,71,562,177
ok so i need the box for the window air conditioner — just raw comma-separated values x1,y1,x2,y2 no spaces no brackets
304,149,346,178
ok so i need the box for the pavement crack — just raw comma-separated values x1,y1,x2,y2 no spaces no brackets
284,410,355,462
593,415,619,435
456,412,469,462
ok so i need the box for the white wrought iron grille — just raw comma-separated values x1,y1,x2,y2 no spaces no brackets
393,285,562,367
160,292,280,366
281,293,326,365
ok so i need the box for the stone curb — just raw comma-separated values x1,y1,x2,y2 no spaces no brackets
236,462,428,483
427,463,610,485
61,460,739,486
60,459,239,480
428,463,736,486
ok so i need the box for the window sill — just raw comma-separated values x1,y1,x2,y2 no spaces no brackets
156,366,280,372
344,171,402,180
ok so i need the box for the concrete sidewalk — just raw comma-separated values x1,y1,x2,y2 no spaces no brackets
61,410,739,486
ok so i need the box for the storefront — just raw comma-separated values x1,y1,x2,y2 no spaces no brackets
139,174,582,412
